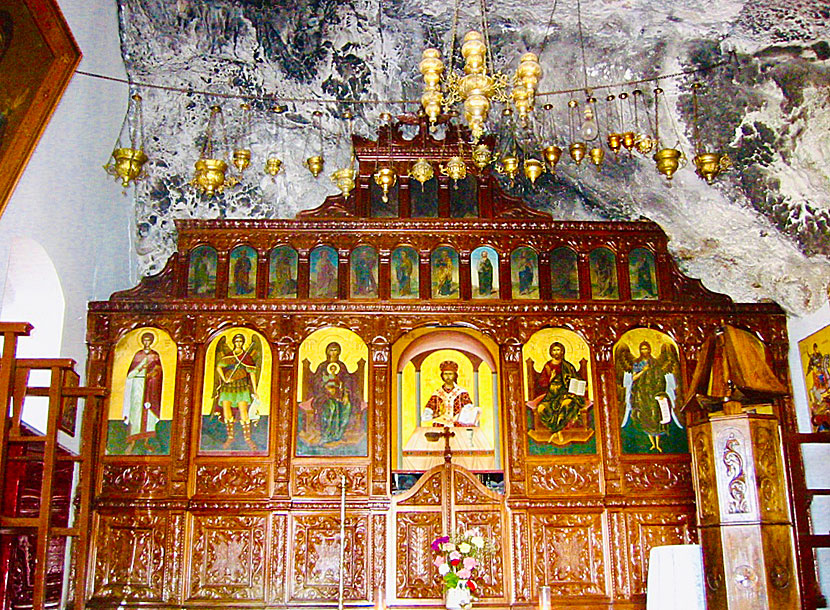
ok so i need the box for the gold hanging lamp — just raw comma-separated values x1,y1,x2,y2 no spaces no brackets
690,83,732,183
232,103,252,172
104,92,148,188
373,113,397,202
330,111,357,197
304,110,325,177
264,105,286,176
191,105,239,196
652,87,686,180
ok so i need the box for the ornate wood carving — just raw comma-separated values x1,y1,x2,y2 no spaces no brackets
690,426,719,525
194,464,269,497
91,512,167,601
397,470,442,506
530,511,607,598
290,514,368,601
623,509,695,595
394,512,443,599
188,514,266,601
751,420,788,521
455,509,506,599
622,460,694,495
85,118,796,609
293,465,368,496
529,462,601,496
269,513,288,604
101,464,168,496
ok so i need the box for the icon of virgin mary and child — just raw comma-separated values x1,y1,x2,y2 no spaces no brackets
297,341,367,456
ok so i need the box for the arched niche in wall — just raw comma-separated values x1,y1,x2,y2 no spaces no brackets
0,237,65,433
106,327,177,456
199,327,273,454
393,327,501,473
295,327,369,457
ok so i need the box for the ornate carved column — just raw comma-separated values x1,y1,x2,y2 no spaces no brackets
500,337,526,497
274,336,297,496
369,335,390,496
689,413,800,609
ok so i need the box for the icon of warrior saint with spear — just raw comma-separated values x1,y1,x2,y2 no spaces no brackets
212,333,262,450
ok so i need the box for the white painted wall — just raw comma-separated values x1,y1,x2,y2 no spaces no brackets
0,0,134,375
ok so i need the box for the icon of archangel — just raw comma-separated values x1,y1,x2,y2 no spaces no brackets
614,330,686,454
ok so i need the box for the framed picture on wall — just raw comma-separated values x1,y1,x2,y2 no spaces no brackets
0,0,81,217
798,324,830,432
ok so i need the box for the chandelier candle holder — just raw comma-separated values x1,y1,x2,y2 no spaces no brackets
104,92,148,188
304,110,325,178
191,105,238,196
690,83,731,183
421,30,515,144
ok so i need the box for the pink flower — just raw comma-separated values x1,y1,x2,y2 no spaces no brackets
457,568,472,579
463,556,477,569
433,556,446,568
449,550,462,561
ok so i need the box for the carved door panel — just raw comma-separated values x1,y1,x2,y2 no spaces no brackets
391,464,509,604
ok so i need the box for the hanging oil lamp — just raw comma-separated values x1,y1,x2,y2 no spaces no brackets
104,92,148,188
419,48,444,128
523,158,544,184
304,110,325,177
651,87,686,180
330,111,356,198
409,158,435,184
567,100,588,165
373,113,397,202
540,103,562,173
472,143,492,169
264,104,285,176
191,105,238,196
232,103,252,173
690,83,732,183
632,89,656,155
605,94,623,154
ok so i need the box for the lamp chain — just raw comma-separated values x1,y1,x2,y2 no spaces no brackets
576,0,590,93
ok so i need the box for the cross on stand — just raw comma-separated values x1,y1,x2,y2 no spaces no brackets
425,425,456,464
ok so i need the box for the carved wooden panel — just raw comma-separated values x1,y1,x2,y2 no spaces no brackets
293,465,368,497
621,459,693,495
454,467,499,506
528,462,602,496
511,511,531,602
269,513,288,604
623,509,696,596
188,514,266,601
751,419,790,523
194,464,269,497
689,425,719,525
529,511,607,598
290,513,368,602
394,511,443,599
371,513,387,599
101,463,168,496
91,512,167,601
397,470,442,506
455,509,507,600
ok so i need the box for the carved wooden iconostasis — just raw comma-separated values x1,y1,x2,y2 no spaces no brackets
83,118,794,610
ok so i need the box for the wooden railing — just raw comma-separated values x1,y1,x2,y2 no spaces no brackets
784,429,830,609
0,323,105,610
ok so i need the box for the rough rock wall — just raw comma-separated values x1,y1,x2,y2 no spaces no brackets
116,0,830,315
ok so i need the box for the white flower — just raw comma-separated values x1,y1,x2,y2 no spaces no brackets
459,542,472,554
471,536,485,549
439,563,450,576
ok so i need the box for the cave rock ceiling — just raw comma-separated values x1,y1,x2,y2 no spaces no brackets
117,0,830,315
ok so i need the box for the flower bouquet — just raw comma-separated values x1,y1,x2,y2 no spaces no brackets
432,528,494,610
